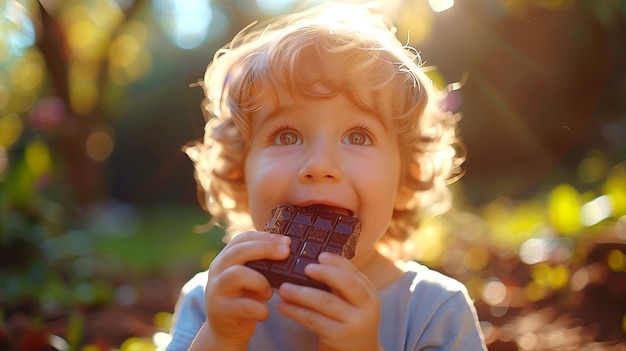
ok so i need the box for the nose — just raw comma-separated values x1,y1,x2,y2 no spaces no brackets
298,137,343,183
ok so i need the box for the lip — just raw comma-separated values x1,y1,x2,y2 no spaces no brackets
294,200,354,217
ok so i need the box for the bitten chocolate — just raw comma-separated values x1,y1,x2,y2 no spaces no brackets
246,204,361,291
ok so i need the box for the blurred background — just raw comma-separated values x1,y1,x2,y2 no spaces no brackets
0,0,625,350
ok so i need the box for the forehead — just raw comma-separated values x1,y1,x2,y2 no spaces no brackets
260,88,373,116
224,26,425,141
241,57,398,123
233,28,402,103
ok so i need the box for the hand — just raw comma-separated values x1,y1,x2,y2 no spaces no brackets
201,231,291,349
276,252,383,351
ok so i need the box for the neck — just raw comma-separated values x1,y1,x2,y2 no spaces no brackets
352,248,405,291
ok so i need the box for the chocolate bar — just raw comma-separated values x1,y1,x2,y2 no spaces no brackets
246,204,361,291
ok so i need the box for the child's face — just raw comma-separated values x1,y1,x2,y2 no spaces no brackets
244,90,403,259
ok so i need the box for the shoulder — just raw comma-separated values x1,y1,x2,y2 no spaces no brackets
171,270,208,308
177,270,208,313
383,261,478,322
173,270,208,316
181,270,208,294
166,271,209,351
393,260,469,295
380,262,487,350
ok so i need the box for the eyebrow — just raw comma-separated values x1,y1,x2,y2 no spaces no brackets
252,94,389,131
253,104,289,125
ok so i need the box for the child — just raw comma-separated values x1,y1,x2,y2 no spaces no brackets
167,2,487,350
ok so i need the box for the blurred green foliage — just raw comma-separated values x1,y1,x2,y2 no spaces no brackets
417,169,626,349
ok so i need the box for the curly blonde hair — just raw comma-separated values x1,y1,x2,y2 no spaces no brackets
185,2,465,256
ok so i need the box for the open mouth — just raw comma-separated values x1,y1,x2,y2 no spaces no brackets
307,204,354,217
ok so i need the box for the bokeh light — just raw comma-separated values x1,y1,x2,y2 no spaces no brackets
531,263,570,291
49,334,69,351
25,139,51,178
1,0,36,57
396,0,435,45
59,1,123,59
119,336,156,351
8,54,44,91
548,184,583,235
108,20,152,85
525,280,547,302
2,48,46,115
69,61,99,116
466,246,490,271
428,0,454,13
153,331,172,349
411,216,449,264
29,97,67,131
483,278,507,306
0,113,23,148
66,17,97,54
153,0,228,50
519,238,547,265
256,0,300,15
153,311,173,331
581,195,612,227
86,126,115,161
519,235,573,265
607,249,626,273
604,165,626,217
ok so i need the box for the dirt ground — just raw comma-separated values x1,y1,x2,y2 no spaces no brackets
3,242,626,351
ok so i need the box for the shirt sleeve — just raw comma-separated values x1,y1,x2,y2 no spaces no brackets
165,271,208,351
398,263,487,351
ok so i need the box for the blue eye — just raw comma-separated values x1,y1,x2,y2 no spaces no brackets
274,131,301,145
343,131,371,145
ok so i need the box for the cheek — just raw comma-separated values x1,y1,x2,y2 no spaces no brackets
245,158,270,229
358,157,401,219
371,153,402,221
374,151,402,196
244,153,294,229
246,153,291,190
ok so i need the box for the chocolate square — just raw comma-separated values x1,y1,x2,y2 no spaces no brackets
245,204,361,291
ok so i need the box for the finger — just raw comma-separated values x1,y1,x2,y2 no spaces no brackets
225,231,290,251
315,251,359,273
277,282,347,322
226,230,283,245
304,253,375,306
211,264,274,299
276,294,343,336
212,296,271,321
210,232,290,273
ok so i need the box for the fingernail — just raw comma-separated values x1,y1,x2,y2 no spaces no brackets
278,244,290,256
304,262,320,273
317,252,330,262
279,235,290,245
279,282,294,291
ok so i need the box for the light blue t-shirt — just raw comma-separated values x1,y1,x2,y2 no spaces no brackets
166,261,487,351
